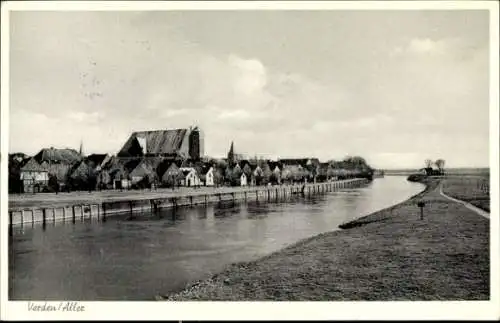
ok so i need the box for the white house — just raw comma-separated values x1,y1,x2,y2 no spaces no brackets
179,167,201,187
240,173,248,186
20,158,49,193
204,167,214,186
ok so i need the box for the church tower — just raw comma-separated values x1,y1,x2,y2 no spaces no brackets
227,141,235,166
79,140,84,157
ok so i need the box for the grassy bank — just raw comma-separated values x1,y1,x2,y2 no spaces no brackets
163,177,489,301
441,175,490,212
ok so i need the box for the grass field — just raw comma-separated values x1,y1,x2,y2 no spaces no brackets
442,175,490,212
163,177,489,301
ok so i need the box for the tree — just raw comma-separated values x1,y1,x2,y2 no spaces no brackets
242,164,252,179
224,166,233,186
213,167,224,187
262,162,272,185
48,174,59,194
424,159,433,168
270,169,281,185
435,159,446,175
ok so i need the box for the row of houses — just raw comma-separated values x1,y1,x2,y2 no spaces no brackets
10,149,361,193
9,127,374,193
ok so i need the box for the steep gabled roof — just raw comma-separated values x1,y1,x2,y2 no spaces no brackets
118,129,188,157
129,159,156,178
69,160,93,179
20,158,48,172
34,148,82,164
86,154,110,167
122,158,143,173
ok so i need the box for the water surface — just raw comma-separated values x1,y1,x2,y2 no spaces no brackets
9,176,424,300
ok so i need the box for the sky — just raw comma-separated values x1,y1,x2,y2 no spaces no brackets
9,10,490,169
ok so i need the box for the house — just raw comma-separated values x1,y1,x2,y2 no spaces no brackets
129,158,159,186
194,163,214,186
33,147,83,183
242,163,253,183
204,167,215,186
117,126,204,160
86,153,112,172
240,173,248,186
68,160,95,190
20,158,49,193
155,160,181,187
251,165,263,186
179,167,201,187
96,156,121,189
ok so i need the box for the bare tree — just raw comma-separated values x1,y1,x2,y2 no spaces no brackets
424,159,433,168
435,159,446,175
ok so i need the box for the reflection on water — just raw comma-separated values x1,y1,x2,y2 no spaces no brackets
9,177,424,300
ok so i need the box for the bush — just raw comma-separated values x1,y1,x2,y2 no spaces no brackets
407,174,427,182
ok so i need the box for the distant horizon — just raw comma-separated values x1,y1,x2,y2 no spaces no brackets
8,146,489,170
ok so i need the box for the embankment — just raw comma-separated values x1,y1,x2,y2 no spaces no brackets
163,176,489,301
8,179,368,226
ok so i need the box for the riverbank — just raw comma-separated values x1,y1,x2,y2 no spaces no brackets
8,180,359,210
163,177,489,300
441,175,490,212
8,179,368,226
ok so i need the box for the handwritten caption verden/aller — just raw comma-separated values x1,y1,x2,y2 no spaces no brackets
28,301,85,312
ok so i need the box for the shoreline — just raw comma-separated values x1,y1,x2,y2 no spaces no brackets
8,179,369,226
162,176,489,300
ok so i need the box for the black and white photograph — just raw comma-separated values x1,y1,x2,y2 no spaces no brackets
1,1,499,320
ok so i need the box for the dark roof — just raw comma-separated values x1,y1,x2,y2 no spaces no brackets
20,158,48,172
156,160,179,178
34,148,82,164
279,158,309,166
268,161,283,170
118,129,188,157
86,154,109,166
122,158,143,173
193,162,212,175
181,169,193,176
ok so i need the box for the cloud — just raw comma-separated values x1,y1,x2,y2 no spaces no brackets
228,54,268,96
408,38,447,55
68,111,101,123
9,11,490,168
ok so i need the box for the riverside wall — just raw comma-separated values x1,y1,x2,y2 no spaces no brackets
8,178,369,226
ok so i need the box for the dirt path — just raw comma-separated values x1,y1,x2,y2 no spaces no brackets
439,183,490,219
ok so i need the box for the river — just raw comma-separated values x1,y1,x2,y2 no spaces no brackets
9,176,424,300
